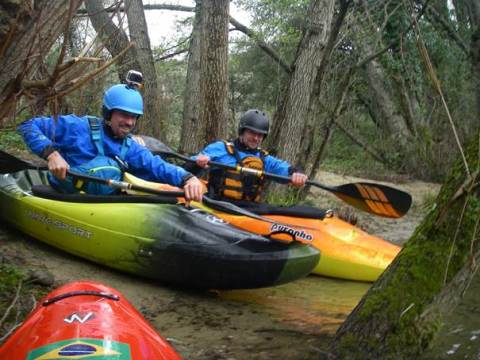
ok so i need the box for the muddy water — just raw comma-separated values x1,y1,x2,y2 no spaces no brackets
2,172,464,359
422,270,480,360
0,224,369,359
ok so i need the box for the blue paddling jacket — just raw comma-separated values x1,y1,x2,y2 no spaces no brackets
192,139,294,201
18,114,192,191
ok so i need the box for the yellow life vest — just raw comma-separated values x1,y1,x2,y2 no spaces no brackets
209,141,268,202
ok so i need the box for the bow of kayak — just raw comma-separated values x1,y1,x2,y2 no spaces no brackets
194,205,401,282
308,215,400,281
0,281,182,359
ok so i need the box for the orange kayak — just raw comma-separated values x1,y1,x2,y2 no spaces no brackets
0,281,181,359
195,206,401,282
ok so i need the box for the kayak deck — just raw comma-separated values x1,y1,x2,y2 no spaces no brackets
0,281,182,359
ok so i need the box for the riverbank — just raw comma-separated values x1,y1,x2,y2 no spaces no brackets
0,171,439,359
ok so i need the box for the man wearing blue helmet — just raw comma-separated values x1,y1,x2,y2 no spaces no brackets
18,83,204,201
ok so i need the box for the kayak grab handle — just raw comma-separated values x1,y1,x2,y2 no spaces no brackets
43,291,120,306
266,230,313,245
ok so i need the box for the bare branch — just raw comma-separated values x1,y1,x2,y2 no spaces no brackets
411,6,471,178
53,43,134,98
77,3,195,15
334,118,390,165
78,3,292,74
0,280,22,328
155,48,189,62
229,17,292,74
51,0,77,84
307,68,356,191
57,57,103,73
154,35,191,62
0,322,22,343
354,0,432,69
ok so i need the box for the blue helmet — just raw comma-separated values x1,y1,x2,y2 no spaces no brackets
102,84,143,120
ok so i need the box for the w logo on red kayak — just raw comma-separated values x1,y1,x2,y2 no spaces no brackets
64,312,95,324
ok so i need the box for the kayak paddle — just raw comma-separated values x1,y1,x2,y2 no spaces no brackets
149,147,412,219
135,135,412,218
0,149,184,197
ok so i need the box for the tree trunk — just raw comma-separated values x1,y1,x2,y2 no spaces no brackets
306,68,355,195
392,74,419,137
86,0,164,138
331,130,480,359
125,0,165,139
268,0,335,164
84,0,138,82
180,0,204,154
0,0,83,124
299,0,351,179
361,58,414,144
198,0,229,145
467,0,480,115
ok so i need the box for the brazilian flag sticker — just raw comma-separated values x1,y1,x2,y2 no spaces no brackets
27,338,131,359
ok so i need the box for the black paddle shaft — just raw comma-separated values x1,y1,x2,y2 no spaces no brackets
156,149,412,218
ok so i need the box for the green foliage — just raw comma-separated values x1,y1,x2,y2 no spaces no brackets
0,263,25,333
0,131,26,152
0,262,51,341
420,190,439,213
155,57,188,148
334,0,479,181
321,116,391,179
144,0,480,184
235,0,308,48
228,0,308,116
229,43,289,116
263,185,313,206
0,263,24,296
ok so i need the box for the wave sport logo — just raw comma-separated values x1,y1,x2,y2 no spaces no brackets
269,223,313,242
64,312,95,324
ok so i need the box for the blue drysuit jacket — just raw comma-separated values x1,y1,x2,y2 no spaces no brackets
18,114,191,187
192,140,293,176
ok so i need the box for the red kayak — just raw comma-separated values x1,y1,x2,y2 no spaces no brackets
0,281,181,359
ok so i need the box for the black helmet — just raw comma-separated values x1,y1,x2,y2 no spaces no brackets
238,109,269,137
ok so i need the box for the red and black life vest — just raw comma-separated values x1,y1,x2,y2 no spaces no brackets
208,141,268,202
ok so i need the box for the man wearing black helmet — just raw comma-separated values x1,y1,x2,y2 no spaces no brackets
193,109,307,203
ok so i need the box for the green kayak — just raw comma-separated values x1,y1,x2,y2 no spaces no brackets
0,170,319,289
